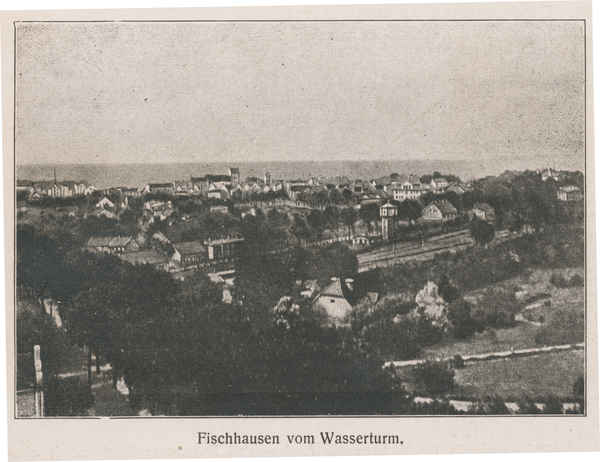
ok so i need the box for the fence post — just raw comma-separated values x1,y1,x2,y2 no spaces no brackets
34,345,43,417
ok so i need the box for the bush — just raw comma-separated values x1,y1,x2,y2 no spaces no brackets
573,375,585,398
469,395,511,415
413,358,455,395
472,289,521,330
447,298,477,340
550,272,584,288
452,354,465,369
550,273,570,288
570,274,584,287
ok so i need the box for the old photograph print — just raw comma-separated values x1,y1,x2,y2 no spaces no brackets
13,17,588,418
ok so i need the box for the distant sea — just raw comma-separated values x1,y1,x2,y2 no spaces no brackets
17,157,585,190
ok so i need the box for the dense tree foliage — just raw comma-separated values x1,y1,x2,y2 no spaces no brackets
470,217,495,246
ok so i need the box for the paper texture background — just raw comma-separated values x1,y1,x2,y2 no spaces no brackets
2,1,598,459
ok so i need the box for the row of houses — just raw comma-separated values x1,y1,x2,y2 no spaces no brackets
106,169,286,201
86,231,245,272
20,167,583,209
288,174,470,205
17,180,96,201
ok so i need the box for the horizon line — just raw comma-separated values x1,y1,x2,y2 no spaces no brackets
16,157,552,166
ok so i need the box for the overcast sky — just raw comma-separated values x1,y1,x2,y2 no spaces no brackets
15,20,584,165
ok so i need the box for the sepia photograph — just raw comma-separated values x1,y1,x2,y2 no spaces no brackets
3,0,599,459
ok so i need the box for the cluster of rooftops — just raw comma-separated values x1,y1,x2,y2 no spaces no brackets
17,167,463,203
17,166,582,205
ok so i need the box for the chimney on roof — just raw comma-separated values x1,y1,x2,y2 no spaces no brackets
345,278,354,291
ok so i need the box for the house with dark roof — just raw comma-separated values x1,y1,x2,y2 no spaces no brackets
205,174,232,184
421,200,457,221
174,181,194,195
311,278,356,327
207,183,227,199
472,203,495,221
447,184,467,195
172,241,206,266
287,184,310,200
142,183,175,195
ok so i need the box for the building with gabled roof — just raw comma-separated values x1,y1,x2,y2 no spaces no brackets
447,183,467,195
391,175,423,201
472,202,495,221
311,277,356,327
143,183,175,195
172,241,206,266
421,200,457,221
96,197,115,208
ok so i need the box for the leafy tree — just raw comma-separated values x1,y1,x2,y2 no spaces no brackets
472,289,521,330
397,200,422,225
359,202,380,233
437,275,461,304
306,209,326,240
119,209,140,235
267,208,291,251
341,188,354,203
328,188,343,206
470,217,495,246
341,206,358,238
447,298,476,339
413,358,455,395
290,214,313,244
324,206,341,238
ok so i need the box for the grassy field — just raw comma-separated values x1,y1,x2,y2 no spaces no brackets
452,349,584,401
424,322,541,357
424,267,584,359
